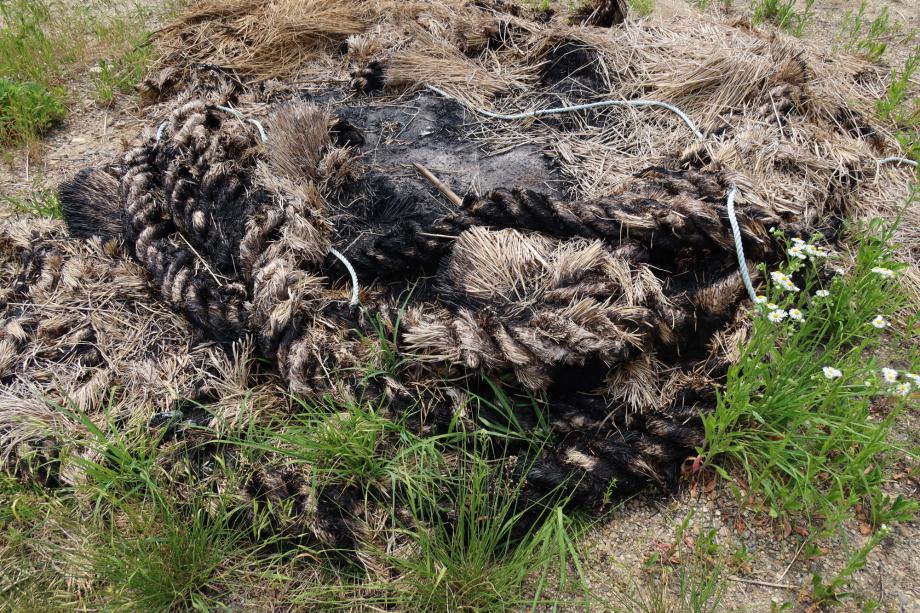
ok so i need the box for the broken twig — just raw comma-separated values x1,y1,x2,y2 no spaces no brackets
412,162,463,207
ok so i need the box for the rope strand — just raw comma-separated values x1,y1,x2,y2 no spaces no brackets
726,185,757,303
425,84,705,140
330,248,361,306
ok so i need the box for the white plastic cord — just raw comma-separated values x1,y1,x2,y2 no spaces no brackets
215,104,268,143
330,248,360,306
425,84,705,140
726,185,758,304
877,156,918,168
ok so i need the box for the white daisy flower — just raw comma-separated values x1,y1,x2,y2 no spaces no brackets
788,245,807,260
780,279,800,292
815,289,830,298
871,315,888,329
894,382,912,397
788,308,803,321
771,271,790,284
754,295,768,304
871,267,895,278
792,237,806,246
767,309,787,323
881,367,899,384
906,373,920,386
767,303,779,310
823,366,842,379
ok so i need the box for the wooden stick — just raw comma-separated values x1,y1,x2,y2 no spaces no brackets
777,539,808,582
412,162,463,207
727,576,798,590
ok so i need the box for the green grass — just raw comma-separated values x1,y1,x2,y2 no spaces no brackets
0,391,594,611
0,0,164,143
1,187,62,218
0,79,66,144
612,515,727,613
704,220,919,532
628,0,655,18
0,0,72,143
751,0,815,37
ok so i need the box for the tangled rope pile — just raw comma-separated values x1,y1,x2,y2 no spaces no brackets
7,0,915,553
45,94,803,544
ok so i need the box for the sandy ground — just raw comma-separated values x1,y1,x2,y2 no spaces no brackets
1,1,918,611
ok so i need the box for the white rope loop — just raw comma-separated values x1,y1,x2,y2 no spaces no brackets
215,104,268,143
425,84,705,140
330,248,360,306
877,156,918,168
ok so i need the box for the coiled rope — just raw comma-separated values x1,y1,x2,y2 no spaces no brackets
155,105,268,143
151,93,916,309
155,105,361,306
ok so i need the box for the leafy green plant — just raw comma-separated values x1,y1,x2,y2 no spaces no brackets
0,79,66,143
752,0,815,37
1,187,63,218
877,46,920,128
0,0,168,142
839,2,895,62
810,523,891,606
704,220,918,531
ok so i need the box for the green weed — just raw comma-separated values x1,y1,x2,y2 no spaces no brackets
877,46,920,129
809,522,892,607
704,220,919,532
91,45,150,106
839,2,896,62
89,503,249,612
613,513,727,613
752,0,815,37
629,0,655,18
0,0,165,142
0,79,66,142
1,187,62,218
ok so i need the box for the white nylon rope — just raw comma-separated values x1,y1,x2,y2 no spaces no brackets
425,84,705,140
